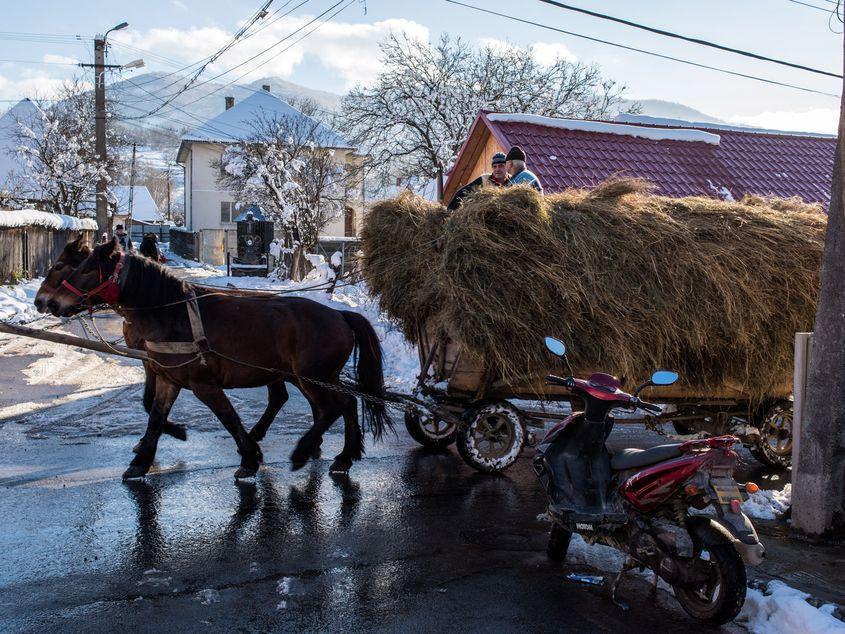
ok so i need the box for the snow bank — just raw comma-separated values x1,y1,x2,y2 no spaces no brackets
742,484,791,520
0,278,41,323
739,580,845,634
614,113,837,139
487,113,721,145
0,208,97,231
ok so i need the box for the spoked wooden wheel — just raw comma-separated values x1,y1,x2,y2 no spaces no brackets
404,410,457,450
457,401,525,473
751,401,793,468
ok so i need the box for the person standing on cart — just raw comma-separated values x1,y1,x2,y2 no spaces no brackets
505,146,543,193
447,151,511,210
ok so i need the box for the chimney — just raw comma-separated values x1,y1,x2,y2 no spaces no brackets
225,96,235,110
262,84,271,93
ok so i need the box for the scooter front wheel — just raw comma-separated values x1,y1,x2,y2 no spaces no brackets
456,401,525,473
673,526,746,625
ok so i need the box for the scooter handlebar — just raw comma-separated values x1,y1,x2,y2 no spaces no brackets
632,397,662,414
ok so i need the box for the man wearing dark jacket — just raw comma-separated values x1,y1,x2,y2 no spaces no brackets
447,151,510,210
114,224,133,251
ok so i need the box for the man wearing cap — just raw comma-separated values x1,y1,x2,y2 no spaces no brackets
505,146,543,193
447,151,511,210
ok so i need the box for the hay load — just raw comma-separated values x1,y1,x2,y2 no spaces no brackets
361,180,826,400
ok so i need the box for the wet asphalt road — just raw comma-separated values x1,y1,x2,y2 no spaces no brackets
0,316,788,633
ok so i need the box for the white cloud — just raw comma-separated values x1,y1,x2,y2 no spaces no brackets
0,73,77,101
478,38,576,66
111,16,428,91
730,108,839,134
43,54,79,65
531,42,577,65
172,0,188,10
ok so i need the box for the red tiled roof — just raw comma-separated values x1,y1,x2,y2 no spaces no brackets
449,112,836,208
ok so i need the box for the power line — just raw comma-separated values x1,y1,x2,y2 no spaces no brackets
444,0,840,99
536,0,841,78
787,0,838,12
122,0,276,119
0,58,80,66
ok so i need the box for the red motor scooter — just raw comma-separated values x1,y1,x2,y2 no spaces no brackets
533,337,764,625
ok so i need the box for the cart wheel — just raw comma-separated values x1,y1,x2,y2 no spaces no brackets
457,401,525,473
404,410,457,450
751,401,793,468
671,421,698,436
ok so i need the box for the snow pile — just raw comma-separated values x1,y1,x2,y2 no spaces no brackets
0,278,41,323
742,484,792,520
0,208,97,231
739,580,845,634
487,113,721,145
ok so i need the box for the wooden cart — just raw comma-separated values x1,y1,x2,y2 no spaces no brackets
402,324,794,473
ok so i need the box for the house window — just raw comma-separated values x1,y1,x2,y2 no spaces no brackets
220,201,234,223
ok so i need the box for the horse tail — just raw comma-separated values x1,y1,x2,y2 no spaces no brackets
340,310,393,440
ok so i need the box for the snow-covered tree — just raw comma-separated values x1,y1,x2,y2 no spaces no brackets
11,80,125,216
215,100,358,251
342,33,633,184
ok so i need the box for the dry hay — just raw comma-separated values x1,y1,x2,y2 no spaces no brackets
362,180,826,399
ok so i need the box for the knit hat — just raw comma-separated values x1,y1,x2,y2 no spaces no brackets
505,146,526,162
491,151,507,165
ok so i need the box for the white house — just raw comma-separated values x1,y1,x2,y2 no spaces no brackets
176,87,361,238
110,185,164,228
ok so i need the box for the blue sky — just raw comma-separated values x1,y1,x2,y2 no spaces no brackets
1,0,842,131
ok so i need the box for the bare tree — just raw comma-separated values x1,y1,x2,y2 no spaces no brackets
341,33,632,185
215,99,358,251
10,79,125,215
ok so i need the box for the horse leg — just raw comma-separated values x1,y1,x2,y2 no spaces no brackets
124,378,180,480
248,380,289,442
289,384,347,471
191,384,263,479
329,394,363,475
132,364,186,452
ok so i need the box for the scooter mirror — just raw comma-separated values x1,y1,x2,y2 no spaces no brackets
651,370,679,386
544,336,567,357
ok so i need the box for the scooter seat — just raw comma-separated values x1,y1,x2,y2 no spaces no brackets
611,443,684,470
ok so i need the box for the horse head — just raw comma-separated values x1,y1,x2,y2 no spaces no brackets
35,236,91,314
48,238,124,317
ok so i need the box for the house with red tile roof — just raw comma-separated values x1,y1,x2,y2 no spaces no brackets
443,111,836,209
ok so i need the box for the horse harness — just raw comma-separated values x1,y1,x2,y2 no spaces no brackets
62,253,210,366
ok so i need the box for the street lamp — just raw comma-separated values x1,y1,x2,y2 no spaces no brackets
122,58,145,71
105,22,129,38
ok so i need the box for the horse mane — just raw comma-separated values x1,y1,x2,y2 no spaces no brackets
122,252,188,308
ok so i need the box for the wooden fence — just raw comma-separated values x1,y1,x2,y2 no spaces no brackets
0,226,95,284
168,228,198,261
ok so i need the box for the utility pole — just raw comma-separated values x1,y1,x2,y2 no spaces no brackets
166,169,172,221
128,142,137,235
792,28,845,536
94,35,108,235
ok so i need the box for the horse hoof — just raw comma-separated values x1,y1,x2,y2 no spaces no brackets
290,460,307,471
311,447,322,460
122,465,148,480
168,424,188,442
234,466,257,479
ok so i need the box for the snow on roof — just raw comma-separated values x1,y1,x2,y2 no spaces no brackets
109,185,162,222
0,208,98,231
614,113,837,138
181,90,353,149
486,113,721,145
0,98,43,195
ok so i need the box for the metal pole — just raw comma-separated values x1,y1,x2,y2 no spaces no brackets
94,36,108,236
127,142,136,240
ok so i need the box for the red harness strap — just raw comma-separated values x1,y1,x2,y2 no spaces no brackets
61,253,126,308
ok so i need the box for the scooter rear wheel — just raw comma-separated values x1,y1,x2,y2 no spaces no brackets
547,523,572,562
673,526,746,625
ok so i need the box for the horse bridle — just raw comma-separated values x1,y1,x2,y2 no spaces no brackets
61,253,126,308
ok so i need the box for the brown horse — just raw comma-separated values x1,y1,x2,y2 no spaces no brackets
50,239,392,480
38,239,294,453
